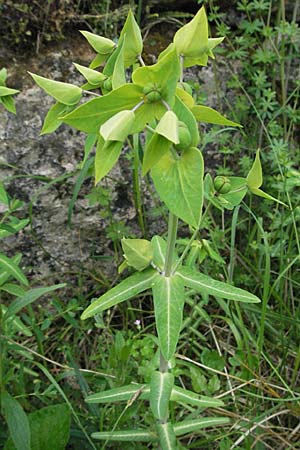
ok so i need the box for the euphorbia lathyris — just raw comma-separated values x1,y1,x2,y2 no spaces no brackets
31,8,265,449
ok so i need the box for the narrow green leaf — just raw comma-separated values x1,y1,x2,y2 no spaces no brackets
156,422,177,450
151,236,167,270
4,284,66,320
246,149,262,189
40,102,71,135
122,238,153,271
192,105,241,127
80,31,115,55
142,133,171,175
0,182,9,205
0,67,7,84
95,138,123,184
178,266,260,303
247,150,287,206
174,417,230,436
0,86,19,96
29,72,82,106
250,187,287,206
1,304,32,337
155,111,179,144
81,269,158,319
61,84,142,133
119,9,143,66
0,218,29,239
112,36,126,89
0,253,28,286
1,95,16,114
100,110,135,141
151,147,204,228
73,63,106,86
89,52,108,69
150,371,174,420
153,273,185,360
171,386,224,408
0,283,26,296
92,430,157,442
1,391,31,450
86,384,149,403
0,254,22,286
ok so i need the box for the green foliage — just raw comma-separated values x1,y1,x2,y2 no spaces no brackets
22,3,300,449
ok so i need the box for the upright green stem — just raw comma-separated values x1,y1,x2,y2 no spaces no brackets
132,134,147,237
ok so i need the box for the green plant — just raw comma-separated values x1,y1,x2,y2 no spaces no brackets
0,99,69,448
28,7,290,448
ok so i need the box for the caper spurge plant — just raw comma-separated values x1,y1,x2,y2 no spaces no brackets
30,8,264,448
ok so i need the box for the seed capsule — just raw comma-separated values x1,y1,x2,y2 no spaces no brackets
174,121,192,150
143,83,162,103
214,176,231,194
103,78,112,92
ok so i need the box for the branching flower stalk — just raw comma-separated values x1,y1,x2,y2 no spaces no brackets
27,7,283,448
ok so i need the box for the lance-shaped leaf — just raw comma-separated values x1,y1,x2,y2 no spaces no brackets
41,102,72,135
95,137,123,184
61,84,142,133
171,386,224,408
119,10,143,67
80,30,115,55
174,7,208,59
0,253,28,286
178,266,260,303
174,96,199,147
111,36,126,89
0,86,19,96
81,269,158,319
100,110,135,141
0,253,22,286
0,95,17,114
0,68,7,84
73,63,106,86
155,110,179,144
150,371,174,420
151,236,179,272
192,105,241,127
151,147,204,228
92,430,157,442
1,391,31,450
142,133,171,175
174,417,230,436
4,284,66,320
122,238,153,271
1,304,32,337
247,149,286,206
29,73,82,106
152,273,185,361
151,235,167,271
176,86,195,109
133,49,180,107
86,384,149,404
156,422,177,450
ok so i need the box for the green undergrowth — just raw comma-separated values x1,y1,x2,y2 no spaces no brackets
1,1,300,449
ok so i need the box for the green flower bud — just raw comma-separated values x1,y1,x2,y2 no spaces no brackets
174,121,192,150
103,78,112,92
214,176,231,194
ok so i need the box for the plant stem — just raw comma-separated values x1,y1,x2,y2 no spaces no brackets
132,134,147,237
